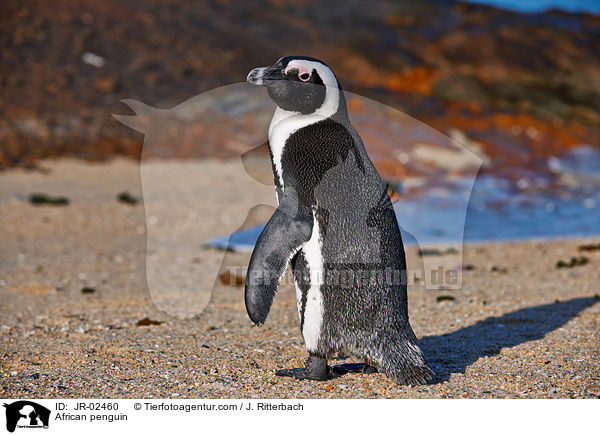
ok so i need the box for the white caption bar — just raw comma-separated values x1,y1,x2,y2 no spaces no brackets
0,399,596,434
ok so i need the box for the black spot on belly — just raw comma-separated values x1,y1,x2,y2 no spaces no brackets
291,251,310,331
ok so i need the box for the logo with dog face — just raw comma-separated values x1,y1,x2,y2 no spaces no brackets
3,401,50,432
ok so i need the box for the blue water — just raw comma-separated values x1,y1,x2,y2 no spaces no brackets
207,146,600,250
208,185,599,250
466,0,600,13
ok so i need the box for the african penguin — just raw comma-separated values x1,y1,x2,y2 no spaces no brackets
245,56,433,385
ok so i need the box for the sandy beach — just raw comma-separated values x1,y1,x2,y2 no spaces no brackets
1,158,599,399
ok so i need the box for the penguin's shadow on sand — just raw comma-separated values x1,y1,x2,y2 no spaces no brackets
417,296,599,384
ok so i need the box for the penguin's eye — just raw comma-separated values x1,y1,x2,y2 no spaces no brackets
299,72,311,81
284,66,311,82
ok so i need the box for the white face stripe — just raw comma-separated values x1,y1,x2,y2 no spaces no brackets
284,61,310,78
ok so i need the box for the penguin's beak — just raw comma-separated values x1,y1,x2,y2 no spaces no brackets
247,66,283,86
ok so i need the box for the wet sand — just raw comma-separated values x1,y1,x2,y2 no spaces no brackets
1,158,599,398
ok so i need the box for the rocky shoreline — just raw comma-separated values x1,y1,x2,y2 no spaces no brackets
1,0,598,179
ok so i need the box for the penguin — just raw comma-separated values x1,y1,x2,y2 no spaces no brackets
245,56,433,385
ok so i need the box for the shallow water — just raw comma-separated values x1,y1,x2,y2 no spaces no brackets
466,0,600,13
207,146,600,250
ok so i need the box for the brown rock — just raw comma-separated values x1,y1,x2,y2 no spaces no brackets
136,317,163,326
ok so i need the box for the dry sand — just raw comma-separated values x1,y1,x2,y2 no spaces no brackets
1,158,599,398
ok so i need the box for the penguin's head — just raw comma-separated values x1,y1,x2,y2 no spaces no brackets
247,56,342,116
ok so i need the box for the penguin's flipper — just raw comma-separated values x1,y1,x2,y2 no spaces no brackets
245,187,313,325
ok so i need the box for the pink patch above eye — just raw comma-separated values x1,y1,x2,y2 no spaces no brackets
285,63,311,81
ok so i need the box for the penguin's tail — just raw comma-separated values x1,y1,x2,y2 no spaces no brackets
369,328,434,386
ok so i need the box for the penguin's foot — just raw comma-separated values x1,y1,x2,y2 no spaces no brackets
331,362,378,375
275,355,329,381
